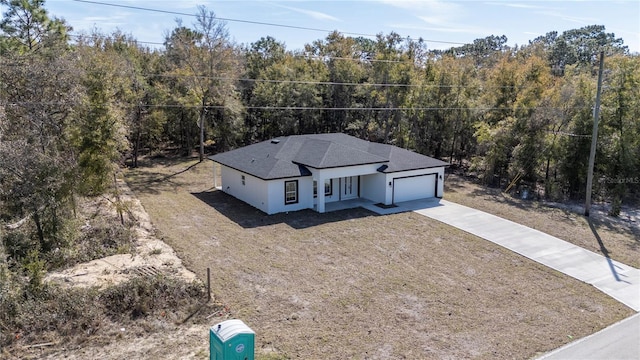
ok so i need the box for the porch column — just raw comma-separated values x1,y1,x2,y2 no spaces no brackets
317,173,326,213
213,162,218,189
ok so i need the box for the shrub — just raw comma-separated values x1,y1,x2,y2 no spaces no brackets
2,274,207,349
23,250,46,294
608,197,622,217
1,229,37,265
13,284,101,343
100,275,206,320
47,219,136,270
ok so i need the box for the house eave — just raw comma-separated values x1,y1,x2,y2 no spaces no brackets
211,160,311,181
294,161,389,170
378,164,449,174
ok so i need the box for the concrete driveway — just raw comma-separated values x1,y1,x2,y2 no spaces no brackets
405,199,639,360
412,199,640,312
537,313,640,359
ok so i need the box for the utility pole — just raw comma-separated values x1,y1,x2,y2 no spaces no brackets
199,98,206,162
584,51,605,217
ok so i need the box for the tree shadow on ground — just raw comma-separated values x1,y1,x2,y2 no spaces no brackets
442,178,467,191
125,161,200,195
588,219,632,283
191,190,378,230
469,187,540,212
586,215,640,245
131,152,201,168
447,175,640,240
126,170,186,195
476,187,640,239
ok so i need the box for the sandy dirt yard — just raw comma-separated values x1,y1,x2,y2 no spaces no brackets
108,156,636,360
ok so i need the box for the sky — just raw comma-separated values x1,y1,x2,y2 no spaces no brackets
9,0,640,53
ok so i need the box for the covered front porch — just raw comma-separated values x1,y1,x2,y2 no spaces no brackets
311,163,385,213
320,197,442,215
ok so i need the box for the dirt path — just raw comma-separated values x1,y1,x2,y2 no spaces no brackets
30,178,217,360
46,178,197,288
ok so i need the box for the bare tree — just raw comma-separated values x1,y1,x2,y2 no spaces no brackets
165,6,242,160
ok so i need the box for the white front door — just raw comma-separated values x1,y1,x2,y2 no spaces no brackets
342,176,358,200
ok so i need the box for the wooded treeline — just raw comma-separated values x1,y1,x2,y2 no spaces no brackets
1,0,639,261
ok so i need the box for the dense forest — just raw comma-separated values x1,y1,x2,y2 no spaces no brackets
1,1,639,283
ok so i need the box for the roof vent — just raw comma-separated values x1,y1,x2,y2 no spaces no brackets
271,139,280,144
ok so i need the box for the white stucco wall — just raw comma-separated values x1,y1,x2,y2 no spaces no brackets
220,166,270,213
361,173,387,204
266,177,313,214
218,163,446,214
310,163,383,180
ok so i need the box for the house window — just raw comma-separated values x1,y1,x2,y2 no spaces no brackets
313,179,332,198
284,180,298,204
241,175,245,185
324,179,332,196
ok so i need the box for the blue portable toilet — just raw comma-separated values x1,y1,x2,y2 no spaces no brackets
210,319,255,360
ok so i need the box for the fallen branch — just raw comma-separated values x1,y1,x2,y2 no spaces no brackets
206,310,223,319
5,216,29,230
4,205,46,230
25,342,56,349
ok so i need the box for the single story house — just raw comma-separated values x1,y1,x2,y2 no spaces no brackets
209,133,449,215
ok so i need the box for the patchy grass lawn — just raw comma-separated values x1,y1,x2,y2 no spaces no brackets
125,156,635,359
444,174,640,269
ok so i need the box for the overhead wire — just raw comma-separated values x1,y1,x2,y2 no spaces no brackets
145,73,528,89
73,0,373,38
65,32,427,64
1,1,595,124
1,101,591,112
70,0,467,46
0,57,528,90
545,130,591,138
67,33,166,47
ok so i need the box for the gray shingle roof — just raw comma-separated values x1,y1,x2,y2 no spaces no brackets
209,133,449,180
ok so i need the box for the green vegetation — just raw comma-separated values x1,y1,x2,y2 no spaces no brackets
0,0,638,356
0,273,210,348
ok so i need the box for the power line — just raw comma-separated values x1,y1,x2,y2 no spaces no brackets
73,0,351,35
302,55,417,64
0,56,527,89
147,73,526,89
546,130,591,138
70,0,466,46
1,101,591,112
66,32,422,64
67,33,165,47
